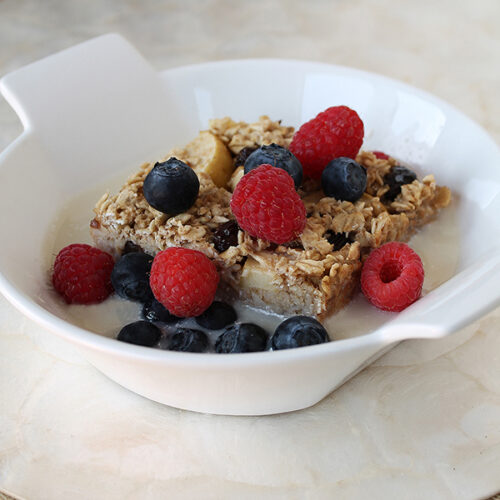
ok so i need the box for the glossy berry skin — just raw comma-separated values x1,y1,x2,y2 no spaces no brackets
111,252,154,303
289,105,364,179
117,320,161,347
383,166,417,201
142,298,180,323
143,157,200,215
321,157,367,202
215,323,268,353
230,164,306,244
244,143,303,188
195,301,237,330
361,242,424,312
52,243,114,304
271,316,329,350
167,328,209,353
150,247,219,317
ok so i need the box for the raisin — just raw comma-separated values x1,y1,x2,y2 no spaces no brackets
234,146,258,167
383,166,417,201
325,231,351,250
282,240,304,250
212,220,240,253
122,241,144,255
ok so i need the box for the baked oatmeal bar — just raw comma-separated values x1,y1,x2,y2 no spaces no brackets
90,116,450,318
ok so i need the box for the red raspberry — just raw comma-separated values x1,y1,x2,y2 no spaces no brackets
52,244,114,304
372,151,389,160
361,242,424,312
149,248,219,317
230,164,306,244
289,105,364,179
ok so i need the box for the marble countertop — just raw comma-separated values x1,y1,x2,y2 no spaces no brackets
1,1,500,499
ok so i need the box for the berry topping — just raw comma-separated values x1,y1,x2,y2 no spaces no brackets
52,243,114,304
195,301,237,330
244,143,303,188
372,151,390,160
234,146,258,167
111,252,154,303
215,323,268,353
321,157,367,202
230,164,307,244
289,105,364,179
361,242,424,312
325,231,351,250
271,316,329,350
142,298,180,323
117,320,161,347
143,157,200,215
383,166,417,201
149,248,219,317
167,328,209,353
212,220,240,253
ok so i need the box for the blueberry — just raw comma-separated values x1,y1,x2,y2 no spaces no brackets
142,298,180,323
215,323,268,353
111,252,154,303
212,220,240,253
168,328,208,353
244,144,303,188
321,157,367,202
117,320,161,347
143,157,200,215
195,301,237,330
383,166,417,201
271,316,329,350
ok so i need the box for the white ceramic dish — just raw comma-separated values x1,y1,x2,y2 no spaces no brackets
1,34,499,415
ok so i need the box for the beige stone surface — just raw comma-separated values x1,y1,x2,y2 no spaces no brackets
1,0,499,499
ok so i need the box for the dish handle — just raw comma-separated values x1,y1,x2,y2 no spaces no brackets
0,34,176,171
